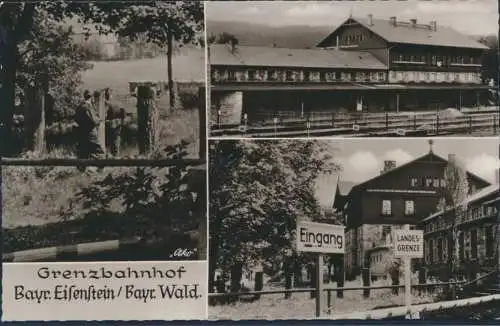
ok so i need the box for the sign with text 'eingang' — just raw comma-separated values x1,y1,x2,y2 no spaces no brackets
296,221,344,254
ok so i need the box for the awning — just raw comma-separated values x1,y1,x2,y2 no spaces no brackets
211,83,490,92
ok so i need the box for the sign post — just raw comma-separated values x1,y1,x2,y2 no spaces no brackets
393,226,423,319
296,221,345,318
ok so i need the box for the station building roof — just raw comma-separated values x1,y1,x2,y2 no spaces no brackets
317,16,489,50
210,44,387,70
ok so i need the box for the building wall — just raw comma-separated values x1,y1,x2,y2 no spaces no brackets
211,66,387,84
423,194,498,268
388,71,482,84
369,247,393,277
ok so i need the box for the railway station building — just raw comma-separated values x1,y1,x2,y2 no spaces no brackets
333,145,491,279
419,182,499,275
210,15,489,127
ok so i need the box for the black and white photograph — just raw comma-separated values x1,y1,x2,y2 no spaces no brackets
0,2,207,262
206,0,499,138
1,1,205,159
2,164,206,262
208,138,499,320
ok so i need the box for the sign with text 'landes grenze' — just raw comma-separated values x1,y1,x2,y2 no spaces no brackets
393,229,424,258
296,221,345,254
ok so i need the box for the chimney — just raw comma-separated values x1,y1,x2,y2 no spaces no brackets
336,35,340,48
389,16,397,26
368,14,373,26
430,20,437,31
381,160,397,174
410,18,417,28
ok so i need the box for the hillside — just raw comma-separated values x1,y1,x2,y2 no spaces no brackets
207,20,333,49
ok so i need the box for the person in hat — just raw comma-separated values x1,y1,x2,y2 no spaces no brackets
74,90,105,171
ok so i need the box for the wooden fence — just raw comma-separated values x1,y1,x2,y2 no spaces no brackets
6,85,206,159
211,110,500,138
208,271,498,319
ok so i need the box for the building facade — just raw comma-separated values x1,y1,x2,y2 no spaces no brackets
335,148,491,278
210,15,490,127
420,184,499,274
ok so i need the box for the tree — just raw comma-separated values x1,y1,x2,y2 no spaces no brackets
442,157,469,275
209,140,340,293
479,35,498,84
1,1,204,155
68,1,204,111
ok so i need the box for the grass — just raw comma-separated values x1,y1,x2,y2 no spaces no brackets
209,277,437,320
1,165,164,229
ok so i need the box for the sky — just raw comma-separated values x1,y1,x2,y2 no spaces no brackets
206,0,498,36
315,138,499,207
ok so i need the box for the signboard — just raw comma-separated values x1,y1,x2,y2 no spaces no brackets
296,221,344,254
393,229,423,258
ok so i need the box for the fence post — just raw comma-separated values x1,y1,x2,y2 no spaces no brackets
419,267,426,295
23,86,46,154
97,90,106,151
315,254,323,318
385,112,389,131
413,115,417,130
337,255,344,298
136,85,154,155
198,87,206,160
493,115,497,135
254,271,263,300
362,268,370,298
332,112,335,128
310,264,316,299
436,114,440,135
468,116,472,134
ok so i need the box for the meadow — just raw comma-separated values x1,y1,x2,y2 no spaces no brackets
209,277,437,320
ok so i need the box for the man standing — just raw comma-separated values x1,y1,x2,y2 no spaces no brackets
104,88,125,156
74,90,105,171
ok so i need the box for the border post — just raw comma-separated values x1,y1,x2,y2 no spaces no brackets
315,254,323,317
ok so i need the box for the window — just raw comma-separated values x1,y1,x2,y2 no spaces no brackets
425,177,433,187
433,178,440,188
440,178,446,187
382,200,392,216
286,70,294,81
471,229,478,259
405,200,415,216
303,71,310,82
486,226,494,257
425,72,430,81
437,238,443,263
228,70,237,81
248,70,256,81
429,239,434,263
410,177,419,187
268,70,277,81
382,225,391,238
